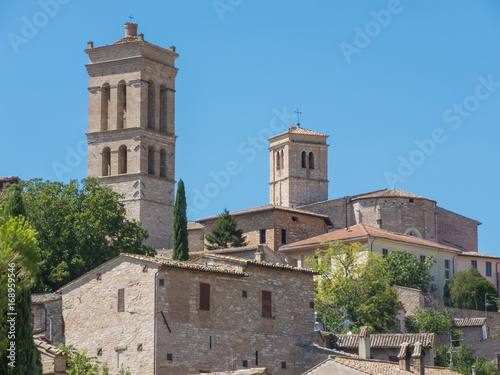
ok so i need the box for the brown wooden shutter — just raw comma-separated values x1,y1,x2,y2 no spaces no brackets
200,283,210,311
262,290,272,318
118,288,125,312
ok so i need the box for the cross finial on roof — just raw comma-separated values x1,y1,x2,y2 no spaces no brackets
128,14,134,22
295,108,302,127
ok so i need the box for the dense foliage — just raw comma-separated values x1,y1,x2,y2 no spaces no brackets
1,178,156,292
173,179,189,261
205,208,247,249
444,266,498,311
382,250,435,292
308,241,402,333
57,345,132,375
406,308,453,335
436,343,500,375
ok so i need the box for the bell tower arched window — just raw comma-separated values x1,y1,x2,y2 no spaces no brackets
276,151,281,171
309,152,315,169
148,81,156,130
117,81,127,129
102,147,111,176
301,151,307,168
118,145,127,174
148,146,155,175
101,83,110,131
160,149,167,178
160,85,167,133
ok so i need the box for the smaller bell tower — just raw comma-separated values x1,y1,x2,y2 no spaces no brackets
268,125,329,208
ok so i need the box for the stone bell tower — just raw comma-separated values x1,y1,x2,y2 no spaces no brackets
268,125,329,208
86,22,178,249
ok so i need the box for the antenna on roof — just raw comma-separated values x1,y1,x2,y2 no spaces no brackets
128,14,134,22
295,108,302,127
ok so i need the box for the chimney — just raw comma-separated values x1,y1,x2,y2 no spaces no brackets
398,342,411,372
412,342,425,375
124,22,138,37
255,245,264,262
358,326,370,359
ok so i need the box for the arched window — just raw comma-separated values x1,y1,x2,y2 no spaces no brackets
101,83,110,131
117,81,127,129
160,149,167,178
160,85,167,133
301,151,307,168
309,152,315,169
102,147,111,176
148,146,155,175
405,228,422,238
280,150,284,170
276,151,281,170
118,145,127,174
148,81,156,130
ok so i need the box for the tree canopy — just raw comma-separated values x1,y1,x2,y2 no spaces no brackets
406,308,453,335
436,343,500,375
444,266,498,311
1,178,156,292
308,241,402,333
205,209,247,249
173,179,189,261
382,250,435,292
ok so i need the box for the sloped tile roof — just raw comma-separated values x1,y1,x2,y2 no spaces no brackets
286,126,329,137
189,245,288,264
200,369,269,375
197,204,332,224
453,318,486,327
32,293,61,304
350,188,434,202
458,251,500,260
281,224,460,253
187,220,204,230
336,333,435,350
34,339,67,357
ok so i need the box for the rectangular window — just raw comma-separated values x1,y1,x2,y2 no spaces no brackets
382,249,388,258
445,260,450,281
262,290,272,318
292,216,298,222
486,262,492,276
242,360,248,368
281,229,287,244
420,255,426,263
281,362,287,369
259,229,266,244
471,260,477,269
200,283,210,311
118,288,125,312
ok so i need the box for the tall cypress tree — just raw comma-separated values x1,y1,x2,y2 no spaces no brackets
2,183,42,375
172,179,189,261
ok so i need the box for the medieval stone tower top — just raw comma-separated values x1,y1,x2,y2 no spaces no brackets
268,125,329,208
85,22,178,249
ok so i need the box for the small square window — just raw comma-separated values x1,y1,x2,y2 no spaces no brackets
167,353,173,361
242,360,248,368
309,301,314,309
242,290,247,298
292,216,298,222
281,361,287,369
159,279,165,286
409,198,414,203
97,348,102,356
96,273,102,281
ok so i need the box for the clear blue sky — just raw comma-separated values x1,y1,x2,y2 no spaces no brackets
2,1,499,255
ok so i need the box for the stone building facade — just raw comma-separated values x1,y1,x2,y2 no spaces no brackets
196,205,331,253
86,22,178,249
31,293,64,345
59,253,316,375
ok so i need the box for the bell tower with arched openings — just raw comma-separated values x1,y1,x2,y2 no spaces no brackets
86,22,178,249
268,125,329,208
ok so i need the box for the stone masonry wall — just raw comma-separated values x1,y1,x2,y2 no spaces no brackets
32,298,65,345
155,265,315,375
436,206,478,252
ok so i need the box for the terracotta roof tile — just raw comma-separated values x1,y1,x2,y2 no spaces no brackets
335,333,435,350
350,188,434,202
187,220,204,230
453,318,486,327
189,245,289,264
281,224,460,253
458,251,500,260
32,293,61,304
34,339,67,357
200,369,269,375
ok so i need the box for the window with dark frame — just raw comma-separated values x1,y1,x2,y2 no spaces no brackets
486,262,492,276
262,290,272,318
259,229,266,244
471,260,477,269
281,229,287,244
242,360,248,368
445,260,451,281
97,348,102,356
242,290,247,298
117,288,125,312
281,361,287,369
420,255,426,263
200,283,210,311
292,216,298,222
382,249,388,257
167,353,173,361
159,279,165,286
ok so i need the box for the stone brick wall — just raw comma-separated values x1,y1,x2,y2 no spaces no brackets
396,286,425,333
155,264,315,375
188,227,205,253
436,207,478,252
63,258,157,374
32,296,64,345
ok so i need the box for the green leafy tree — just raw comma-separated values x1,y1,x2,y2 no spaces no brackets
0,185,42,375
444,266,498,311
406,308,453,335
308,241,402,333
436,343,500,375
172,179,189,261
0,178,156,292
383,250,435,292
205,209,247,249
